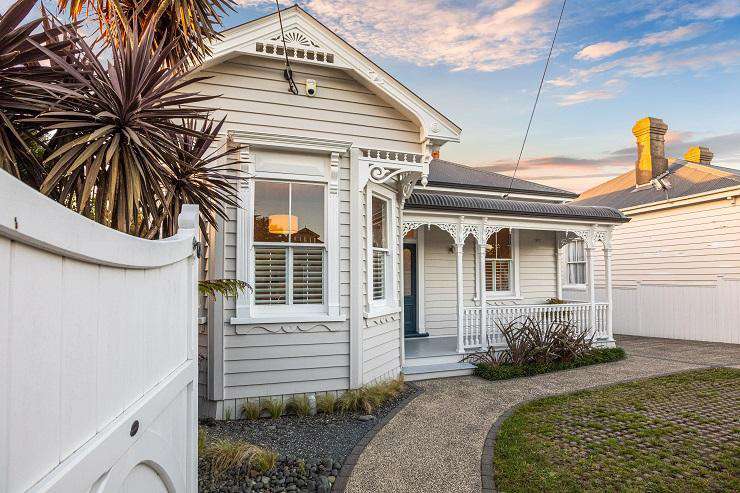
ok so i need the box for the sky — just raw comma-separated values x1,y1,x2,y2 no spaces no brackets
225,0,740,192
4,0,739,193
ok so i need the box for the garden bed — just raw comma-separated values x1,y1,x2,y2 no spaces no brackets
492,368,740,492
198,382,418,492
474,347,625,381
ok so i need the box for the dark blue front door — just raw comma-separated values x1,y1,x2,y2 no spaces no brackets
403,244,417,336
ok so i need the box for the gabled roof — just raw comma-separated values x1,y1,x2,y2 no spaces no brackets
202,5,461,144
406,191,628,223
427,159,577,198
574,161,740,209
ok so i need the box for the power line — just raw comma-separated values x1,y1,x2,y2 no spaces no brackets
504,0,567,198
275,0,299,95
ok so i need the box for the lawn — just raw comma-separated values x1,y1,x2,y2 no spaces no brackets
493,368,740,492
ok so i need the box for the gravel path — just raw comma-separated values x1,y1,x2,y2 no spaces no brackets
343,336,740,493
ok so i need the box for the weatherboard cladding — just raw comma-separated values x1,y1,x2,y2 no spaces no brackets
427,159,577,197
406,191,628,223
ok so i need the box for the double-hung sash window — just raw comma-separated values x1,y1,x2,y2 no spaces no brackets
485,228,514,294
253,181,325,306
566,239,586,285
371,196,389,301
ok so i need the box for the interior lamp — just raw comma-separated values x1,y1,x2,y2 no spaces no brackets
268,214,298,235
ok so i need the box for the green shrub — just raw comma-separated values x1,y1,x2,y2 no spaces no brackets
202,439,265,477
242,401,261,420
316,393,337,414
261,399,286,419
254,449,279,473
475,347,625,381
198,427,206,456
223,407,232,421
288,395,311,417
337,377,405,414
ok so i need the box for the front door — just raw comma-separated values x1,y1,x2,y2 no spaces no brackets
403,244,417,336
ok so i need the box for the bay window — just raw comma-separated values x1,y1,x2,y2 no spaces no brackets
566,239,586,286
253,180,325,306
485,228,514,295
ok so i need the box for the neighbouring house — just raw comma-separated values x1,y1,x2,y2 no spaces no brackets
569,117,740,344
194,6,628,419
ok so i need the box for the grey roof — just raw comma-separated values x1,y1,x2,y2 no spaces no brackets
406,191,628,223
574,160,740,209
428,159,577,198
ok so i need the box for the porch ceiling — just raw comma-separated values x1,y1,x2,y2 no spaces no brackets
405,191,629,224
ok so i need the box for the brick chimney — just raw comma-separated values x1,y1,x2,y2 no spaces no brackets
632,117,668,186
684,146,713,165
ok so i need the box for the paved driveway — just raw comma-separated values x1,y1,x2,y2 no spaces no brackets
343,336,740,493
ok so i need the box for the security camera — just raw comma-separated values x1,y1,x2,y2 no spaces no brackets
305,79,317,97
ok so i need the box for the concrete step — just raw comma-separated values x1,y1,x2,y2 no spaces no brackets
404,353,465,367
401,362,476,381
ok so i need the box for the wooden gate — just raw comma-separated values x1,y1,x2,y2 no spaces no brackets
0,172,199,492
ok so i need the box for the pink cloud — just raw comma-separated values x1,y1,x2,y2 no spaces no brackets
236,0,559,72
575,41,631,61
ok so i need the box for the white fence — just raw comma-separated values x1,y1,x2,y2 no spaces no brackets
462,302,610,350
0,172,199,492
610,280,740,344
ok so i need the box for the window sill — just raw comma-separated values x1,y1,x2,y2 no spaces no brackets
563,284,587,291
364,305,402,319
230,314,346,325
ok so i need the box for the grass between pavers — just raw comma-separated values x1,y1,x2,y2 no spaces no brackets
493,367,740,493
474,347,625,381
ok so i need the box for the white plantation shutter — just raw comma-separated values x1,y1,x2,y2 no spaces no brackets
254,247,287,304
495,260,511,291
293,248,324,304
373,250,385,300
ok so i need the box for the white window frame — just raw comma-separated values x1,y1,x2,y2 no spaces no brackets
484,229,520,299
231,139,345,325
565,238,587,289
251,180,326,311
365,184,399,317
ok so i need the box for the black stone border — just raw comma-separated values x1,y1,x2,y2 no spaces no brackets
333,383,422,492
479,364,730,492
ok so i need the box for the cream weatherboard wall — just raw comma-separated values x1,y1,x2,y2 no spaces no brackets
419,228,559,337
199,54,417,418
188,56,421,153
564,194,740,344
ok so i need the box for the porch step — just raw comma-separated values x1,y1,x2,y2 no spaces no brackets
404,353,463,367
401,362,476,382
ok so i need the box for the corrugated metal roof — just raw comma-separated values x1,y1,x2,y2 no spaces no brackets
406,191,628,223
574,161,740,209
428,159,577,197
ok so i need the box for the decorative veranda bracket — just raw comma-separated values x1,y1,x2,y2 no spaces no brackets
358,148,429,195
402,221,504,245
563,228,613,249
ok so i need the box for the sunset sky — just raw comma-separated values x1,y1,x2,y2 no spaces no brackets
227,0,740,192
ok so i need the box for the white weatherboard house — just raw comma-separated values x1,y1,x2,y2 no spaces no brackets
195,6,628,419
570,117,740,344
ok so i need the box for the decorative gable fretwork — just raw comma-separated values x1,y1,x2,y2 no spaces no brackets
255,28,335,64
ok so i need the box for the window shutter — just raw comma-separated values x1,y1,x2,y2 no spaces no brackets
254,247,287,304
293,248,324,304
373,250,385,300
495,260,510,291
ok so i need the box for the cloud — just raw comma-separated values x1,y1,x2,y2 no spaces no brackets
641,23,709,46
692,0,740,19
557,89,618,106
575,41,631,61
470,130,740,192
235,0,561,72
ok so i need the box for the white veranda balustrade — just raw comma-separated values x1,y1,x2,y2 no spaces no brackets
461,302,610,351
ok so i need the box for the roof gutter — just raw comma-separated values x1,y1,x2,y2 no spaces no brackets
405,202,630,224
